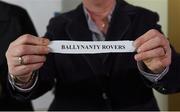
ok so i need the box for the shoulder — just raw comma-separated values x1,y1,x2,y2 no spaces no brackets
120,1,159,22
48,2,84,26
46,4,83,33
48,5,82,26
116,1,161,36
45,10,77,39
133,6,159,21
0,1,28,20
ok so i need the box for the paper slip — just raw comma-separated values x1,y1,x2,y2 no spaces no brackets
48,40,136,54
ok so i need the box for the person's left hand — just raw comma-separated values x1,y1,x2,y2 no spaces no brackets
133,29,172,74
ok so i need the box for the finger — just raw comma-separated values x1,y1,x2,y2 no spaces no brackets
11,45,50,57
133,29,160,48
10,63,44,76
22,55,46,65
137,36,166,53
165,46,171,58
146,60,165,74
134,47,165,61
11,55,46,66
160,47,172,67
11,34,50,47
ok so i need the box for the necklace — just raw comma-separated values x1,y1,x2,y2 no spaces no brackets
99,21,108,33
101,23,106,28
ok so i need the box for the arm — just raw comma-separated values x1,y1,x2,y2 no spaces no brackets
133,11,180,94
134,29,180,94
6,35,55,101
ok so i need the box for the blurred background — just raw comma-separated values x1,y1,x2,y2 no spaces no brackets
1,0,180,111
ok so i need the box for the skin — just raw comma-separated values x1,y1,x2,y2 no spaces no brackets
6,0,171,83
6,34,50,83
83,0,116,33
134,29,171,73
83,0,115,13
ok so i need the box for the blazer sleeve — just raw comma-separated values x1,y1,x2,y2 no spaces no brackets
7,16,63,101
8,55,56,101
6,7,56,101
136,9,180,94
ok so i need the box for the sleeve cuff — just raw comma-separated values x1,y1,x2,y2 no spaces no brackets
8,72,38,93
137,62,169,82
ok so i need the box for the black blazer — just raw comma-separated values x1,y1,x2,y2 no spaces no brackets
10,0,180,111
0,1,37,111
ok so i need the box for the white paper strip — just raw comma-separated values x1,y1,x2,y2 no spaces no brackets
48,41,135,54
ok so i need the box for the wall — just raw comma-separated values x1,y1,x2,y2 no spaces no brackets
168,0,180,110
168,0,180,52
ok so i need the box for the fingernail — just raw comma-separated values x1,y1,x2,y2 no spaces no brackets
137,48,141,53
134,55,138,61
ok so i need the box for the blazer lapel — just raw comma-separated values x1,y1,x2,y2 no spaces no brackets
65,7,92,41
65,5,102,74
103,0,131,64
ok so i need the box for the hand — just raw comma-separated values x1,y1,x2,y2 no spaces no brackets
133,29,171,74
6,34,50,83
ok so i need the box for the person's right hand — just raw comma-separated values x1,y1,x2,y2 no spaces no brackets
6,34,50,83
